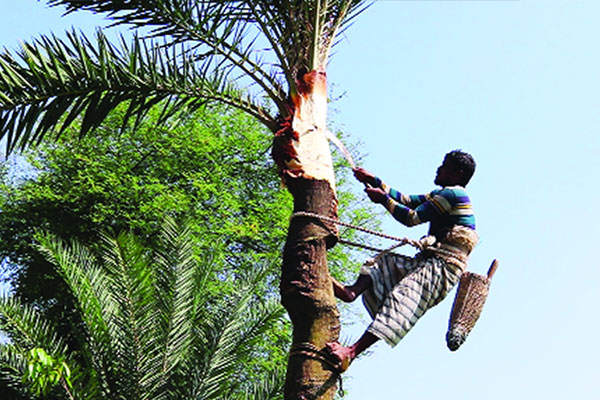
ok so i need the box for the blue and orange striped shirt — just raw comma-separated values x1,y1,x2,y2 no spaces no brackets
374,177,476,237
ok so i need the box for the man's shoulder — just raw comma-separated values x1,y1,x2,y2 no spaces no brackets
432,186,468,197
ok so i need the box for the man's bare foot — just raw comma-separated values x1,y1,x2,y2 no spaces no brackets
331,278,357,303
325,342,355,372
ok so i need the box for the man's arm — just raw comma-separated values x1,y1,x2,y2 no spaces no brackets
368,187,456,227
374,178,428,209
354,168,424,208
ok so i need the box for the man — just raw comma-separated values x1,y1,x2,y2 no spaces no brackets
326,150,479,372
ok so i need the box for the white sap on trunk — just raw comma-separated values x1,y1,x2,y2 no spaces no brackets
291,73,336,193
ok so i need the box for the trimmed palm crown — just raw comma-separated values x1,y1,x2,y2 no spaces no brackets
0,1,370,153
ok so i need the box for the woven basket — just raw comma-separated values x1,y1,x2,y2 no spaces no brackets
446,259,498,351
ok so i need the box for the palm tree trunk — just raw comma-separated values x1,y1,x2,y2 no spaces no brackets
281,177,340,399
275,69,341,400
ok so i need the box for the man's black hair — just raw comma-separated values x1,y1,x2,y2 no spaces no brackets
446,150,476,186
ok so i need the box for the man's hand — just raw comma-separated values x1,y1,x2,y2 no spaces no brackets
353,167,376,186
365,187,387,204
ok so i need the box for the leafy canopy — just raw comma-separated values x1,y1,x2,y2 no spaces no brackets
0,101,376,303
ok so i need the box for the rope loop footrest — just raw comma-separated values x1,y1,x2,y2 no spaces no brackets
289,342,339,371
289,342,346,394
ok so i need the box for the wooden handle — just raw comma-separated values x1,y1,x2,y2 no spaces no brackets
488,260,500,279
487,259,499,279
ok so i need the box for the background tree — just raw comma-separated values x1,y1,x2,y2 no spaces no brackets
0,103,294,394
0,2,373,398
1,103,292,307
0,102,377,397
1,219,286,400
0,103,375,396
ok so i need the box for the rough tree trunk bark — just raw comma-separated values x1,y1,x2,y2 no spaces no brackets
273,68,341,400
281,178,339,400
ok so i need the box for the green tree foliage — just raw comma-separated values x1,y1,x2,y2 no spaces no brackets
0,103,378,397
0,103,371,298
1,219,286,400
1,103,287,298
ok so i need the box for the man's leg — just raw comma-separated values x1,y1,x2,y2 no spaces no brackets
331,273,372,303
326,331,379,370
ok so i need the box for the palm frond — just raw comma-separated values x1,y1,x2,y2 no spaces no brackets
97,231,163,399
150,219,198,392
0,296,69,357
321,0,374,63
188,266,286,400
225,365,285,400
47,1,372,91
35,234,118,393
232,299,285,357
190,289,257,399
0,344,29,396
52,1,291,112
3,218,288,399
0,29,275,153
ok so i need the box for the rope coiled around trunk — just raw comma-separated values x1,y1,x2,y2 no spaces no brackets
291,211,436,264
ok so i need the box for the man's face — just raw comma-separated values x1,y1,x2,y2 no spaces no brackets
434,158,462,186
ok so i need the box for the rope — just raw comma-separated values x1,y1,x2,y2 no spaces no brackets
289,342,339,370
289,342,346,394
291,211,430,252
338,239,401,255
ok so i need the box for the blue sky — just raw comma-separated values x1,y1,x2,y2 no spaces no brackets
1,1,599,399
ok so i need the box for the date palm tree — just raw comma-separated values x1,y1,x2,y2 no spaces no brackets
0,219,285,399
0,1,373,398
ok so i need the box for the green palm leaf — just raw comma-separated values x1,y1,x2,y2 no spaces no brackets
98,232,163,399
150,219,198,393
189,280,271,399
0,344,28,396
35,234,119,394
1,1,373,152
224,365,285,400
0,297,68,355
0,29,275,152
49,1,371,68
191,300,242,397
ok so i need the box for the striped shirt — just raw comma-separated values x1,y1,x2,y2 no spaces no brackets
374,176,476,237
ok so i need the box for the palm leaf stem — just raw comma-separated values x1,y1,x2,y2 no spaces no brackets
198,91,275,131
182,30,288,115
323,0,353,63
310,0,323,70
247,2,297,98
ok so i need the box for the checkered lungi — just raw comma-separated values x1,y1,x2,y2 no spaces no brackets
361,252,464,347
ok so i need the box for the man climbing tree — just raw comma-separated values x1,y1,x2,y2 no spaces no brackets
326,150,479,371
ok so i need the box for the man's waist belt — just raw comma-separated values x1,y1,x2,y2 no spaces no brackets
421,226,479,270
